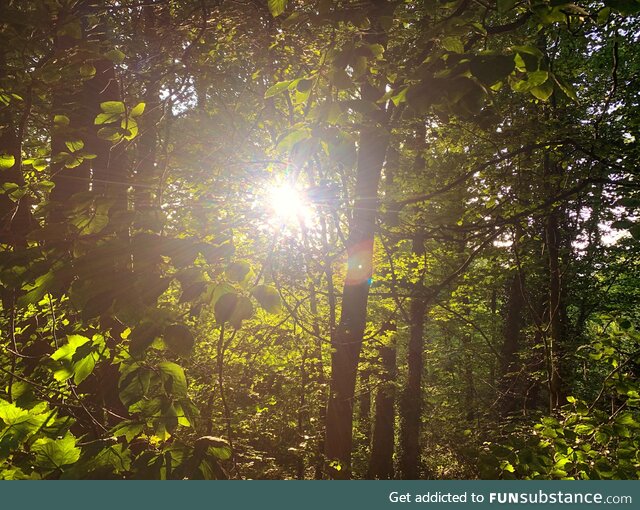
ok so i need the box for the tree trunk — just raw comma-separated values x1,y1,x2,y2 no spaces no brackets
499,271,525,415
324,125,388,478
546,207,565,411
399,234,427,479
368,343,396,479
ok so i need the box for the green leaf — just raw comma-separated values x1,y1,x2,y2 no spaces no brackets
105,49,126,63
79,63,96,78
158,361,188,398
214,292,238,323
32,159,48,171
268,0,287,17
554,75,578,101
163,324,195,355
51,334,92,362
0,154,15,170
226,261,252,282
129,322,161,355
531,79,554,101
441,36,464,54
65,139,84,152
616,413,639,428
276,128,311,152
32,434,80,470
574,423,595,435
229,295,253,329
511,71,549,93
470,55,515,86
95,112,121,125
53,115,70,126
251,284,282,314
121,118,139,140
100,101,126,114
97,126,122,141
73,354,96,384
130,102,145,117
265,80,292,98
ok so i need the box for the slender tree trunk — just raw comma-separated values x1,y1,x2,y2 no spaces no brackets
546,206,564,411
324,125,388,478
499,271,525,415
399,233,427,479
357,369,372,448
368,343,396,479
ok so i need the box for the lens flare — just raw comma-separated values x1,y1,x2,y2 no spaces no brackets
267,182,313,227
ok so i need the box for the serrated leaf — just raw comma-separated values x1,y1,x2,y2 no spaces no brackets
32,434,80,470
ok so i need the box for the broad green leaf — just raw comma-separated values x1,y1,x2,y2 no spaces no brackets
17,271,55,307
470,55,515,86
100,101,126,114
129,322,161,355
65,139,84,152
0,154,15,169
251,284,282,314
276,128,311,152
53,115,70,126
97,126,122,141
105,49,126,63
121,118,139,140
531,79,554,101
72,354,96,384
163,324,195,355
32,159,48,171
229,295,253,329
130,102,145,117
32,434,80,470
441,36,464,54
158,361,188,398
225,261,252,282
79,63,96,78
214,292,238,323
51,334,92,362
95,112,120,125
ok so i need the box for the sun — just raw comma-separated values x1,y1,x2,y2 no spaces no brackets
266,182,313,228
